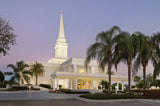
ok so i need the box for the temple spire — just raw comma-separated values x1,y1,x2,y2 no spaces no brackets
54,10,68,59
58,10,65,39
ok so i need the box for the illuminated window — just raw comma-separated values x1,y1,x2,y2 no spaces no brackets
79,69,85,73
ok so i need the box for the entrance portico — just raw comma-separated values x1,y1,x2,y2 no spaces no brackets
51,71,127,90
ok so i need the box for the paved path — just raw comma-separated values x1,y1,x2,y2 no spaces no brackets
0,91,80,100
0,99,160,106
0,91,160,106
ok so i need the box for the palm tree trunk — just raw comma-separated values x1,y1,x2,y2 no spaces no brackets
108,61,112,94
143,66,146,91
36,75,38,86
128,63,131,93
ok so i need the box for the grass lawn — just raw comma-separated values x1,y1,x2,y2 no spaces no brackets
79,93,144,100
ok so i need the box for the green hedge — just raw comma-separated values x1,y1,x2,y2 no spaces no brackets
60,89,90,94
80,93,144,99
131,90,160,99
12,86,29,90
39,84,51,89
32,88,40,90
103,89,125,93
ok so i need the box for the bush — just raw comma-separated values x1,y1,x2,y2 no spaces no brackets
39,84,51,89
131,90,160,99
103,89,125,93
7,88,17,91
80,93,144,99
32,88,40,90
12,86,29,90
65,91,89,94
60,89,89,94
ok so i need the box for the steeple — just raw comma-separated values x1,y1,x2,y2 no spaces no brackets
58,10,65,39
54,10,68,59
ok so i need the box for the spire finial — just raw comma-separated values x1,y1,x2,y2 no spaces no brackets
61,10,62,14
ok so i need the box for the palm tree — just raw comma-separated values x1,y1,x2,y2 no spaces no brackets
133,32,152,91
134,75,141,85
150,32,160,79
85,26,121,93
113,32,137,93
100,80,109,89
4,61,31,85
30,62,44,86
0,71,5,87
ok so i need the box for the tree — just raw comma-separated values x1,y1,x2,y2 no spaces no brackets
85,26,121,93
0,17,16,56
150,32,160,79
133,32,152,91
30,62,44,86
0,71,5,86
146,73,153,87
134,75,141,85
113,32,137,93
106,71,114,75
100,80,109,89
4,61,30,85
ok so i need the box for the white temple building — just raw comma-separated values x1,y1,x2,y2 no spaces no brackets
26,11,128,90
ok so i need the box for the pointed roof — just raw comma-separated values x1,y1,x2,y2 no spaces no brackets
58,10,65,39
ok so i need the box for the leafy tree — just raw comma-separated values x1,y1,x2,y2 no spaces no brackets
30,62,44,86
133,32,152,91
0,71,5,86
100,80,109,89
146,73,153,87
0,17,16,56
113,32,137,93
4,61,31,85
134,75,141,85
85,26,121,93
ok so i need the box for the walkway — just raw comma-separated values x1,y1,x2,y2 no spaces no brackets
0,91,160,106
0,91,80,100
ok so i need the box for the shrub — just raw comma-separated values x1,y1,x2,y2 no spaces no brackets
131,90,160,99
12,86,28,90
32,88,40,90
59,89,89,94
103,89,125,93
7,88,17,91
39,84,51,89
65,91,89,94
79,93,144,99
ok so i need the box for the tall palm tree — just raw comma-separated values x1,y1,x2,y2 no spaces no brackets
85,26,121,93
113,32,137,93
0,71,5,86
30,62,44,86
133,32,152,91
150,32,160,79
4,61,31,85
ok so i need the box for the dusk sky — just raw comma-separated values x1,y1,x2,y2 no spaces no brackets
0,0,160,77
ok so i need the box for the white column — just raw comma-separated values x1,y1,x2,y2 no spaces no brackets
70,79,72,89
69,65,71,72
75,79,77,89
91,66,95,74
92,80,95,89
52,79,55,90
57,77,59,90
122,81,124,91
117,82,119,91
73,65,77,73
96,80,98,89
